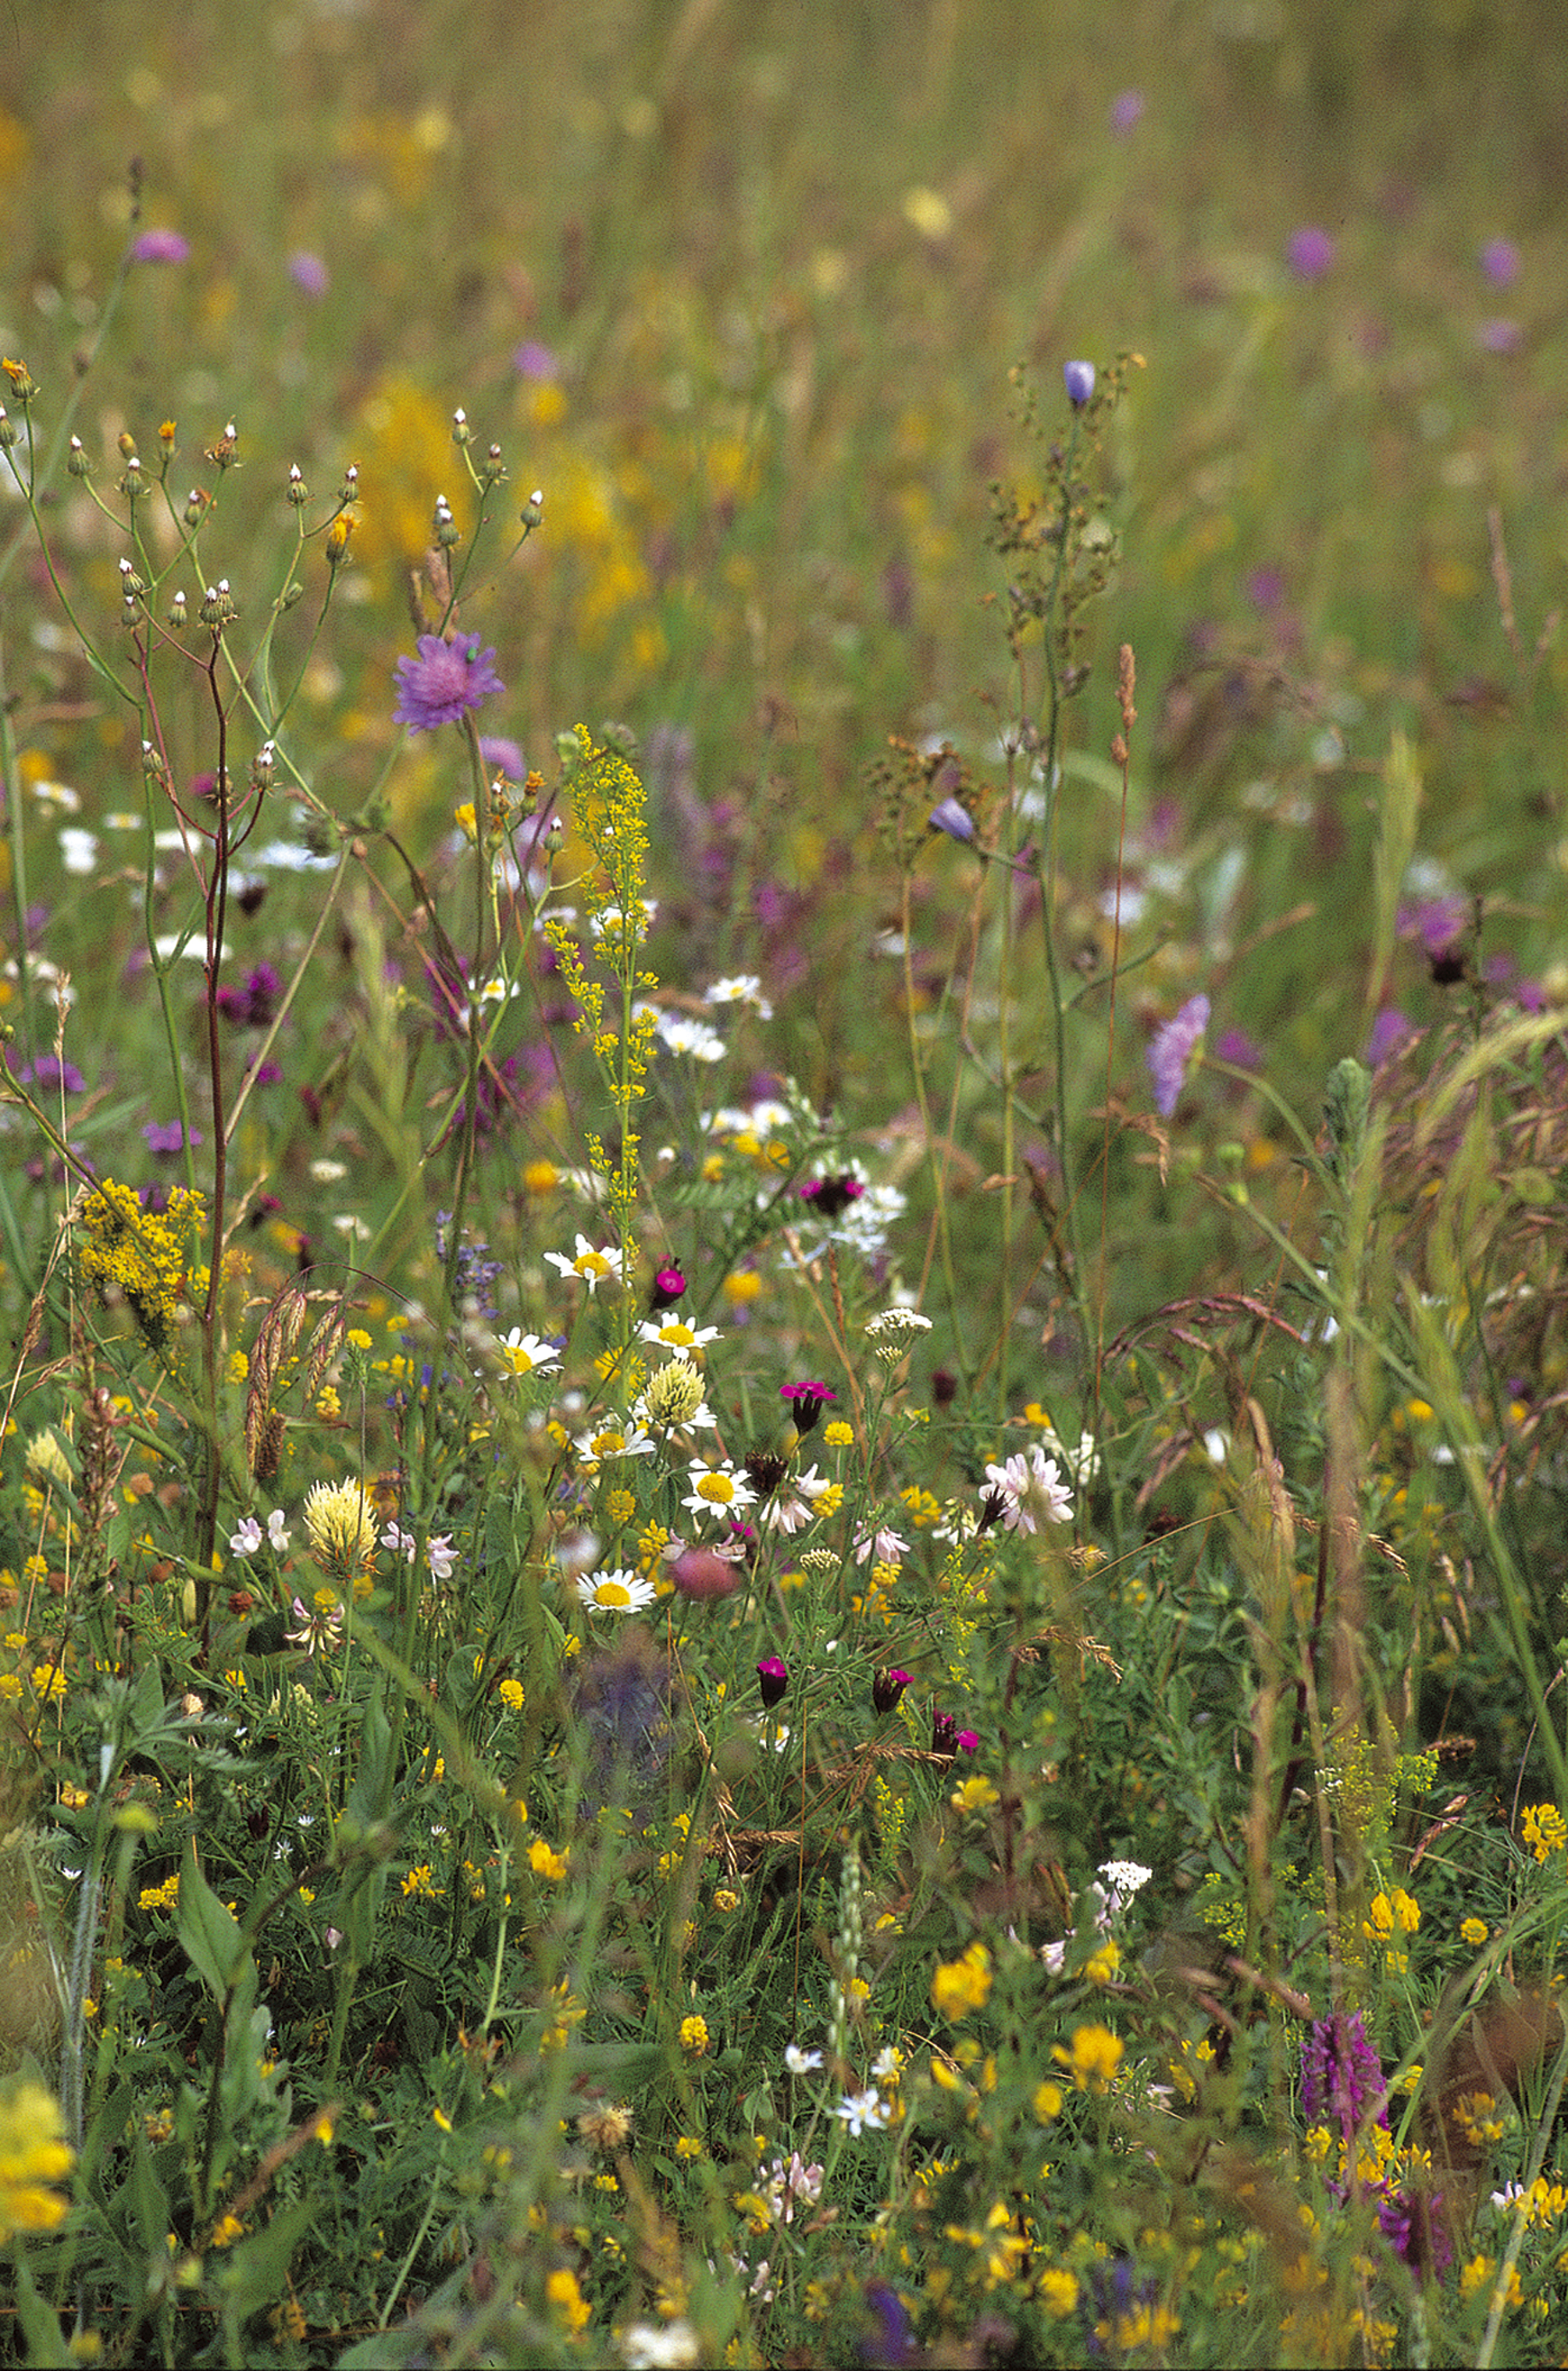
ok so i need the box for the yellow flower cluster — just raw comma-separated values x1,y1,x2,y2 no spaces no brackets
931,1942,992,2020
0,2080,74,2240
77,1177,206,1356
1052,2022,1124,2095
1363,1886,1420,1973
1521,1802,1567,1863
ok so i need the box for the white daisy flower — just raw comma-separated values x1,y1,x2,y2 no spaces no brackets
637,1315,722,1357
545,1234,625,1292
577,1568,657,1613
681,1461,757,1526
494,1328,561,1377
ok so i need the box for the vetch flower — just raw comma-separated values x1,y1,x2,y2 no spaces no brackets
230,1509,290,1556
1146,993,1209,1117
1480,237,1520,286
393,634,504,733
1063,358,1096,406
577,1569,657,1614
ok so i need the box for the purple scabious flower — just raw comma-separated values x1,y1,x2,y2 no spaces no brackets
1480,237,1520,287
1146,993,1209,1118
132,228,190,264
1367,1007,1419,1067
478,734,526,780
1109,89,1146,135
1064,358,1096,407
287,251,329,298
1286,225,1335,280
393,635,504,733
1213,1026,1264,1071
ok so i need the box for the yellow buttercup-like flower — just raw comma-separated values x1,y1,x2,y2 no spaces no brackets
0,2080,74,2241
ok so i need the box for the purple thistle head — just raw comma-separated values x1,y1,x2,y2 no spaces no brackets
1146,993,1210,1118
393,635,504,733
1286,225,1335,280
1301,2009,1387,2137
132,228,190,265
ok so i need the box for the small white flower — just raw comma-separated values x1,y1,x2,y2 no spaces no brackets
784,2043,824,2076
681,1461,757,1526
230,1517,262,1556
833,2087,890,2137
265,1509,290,1552
426,1535,458,1580
656,1013,727,1062
1099,1859,1153,1908
982,1445,1073,1535
704,973,773,1018
864,1306,932,1336
620,2321,702,2371
637,1315,722,1357
853,1524,908,1565
870,2046,904,2081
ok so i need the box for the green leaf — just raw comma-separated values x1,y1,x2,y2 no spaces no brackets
11,2252,71,2366
175,1837,245,2001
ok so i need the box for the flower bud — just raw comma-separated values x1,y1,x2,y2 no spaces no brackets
672,1546,739,1601
520,488,544,531
286,462,308,507
1063,358,1096,407
756,1655,789,1708
167,590,187,629
66,436,92,480
872,1667,911,1717
451,408,470,446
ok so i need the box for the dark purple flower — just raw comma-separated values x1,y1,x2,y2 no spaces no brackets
1480,237,1520,287
142,1120,200,1155
1146,993,1209,1118
862,2280,919,2367
216,962,283,1028
393,635,504,733
650,1265,686,1312
757,1655,789,1709
932,1710,957,1756
872,1667,911,1717
132,229,190,265
743,1451,789,1499
247,1059,283,1086
1063,358,1096,407
1109,90,1146,136
1286,225,1335,280
799,1175,863,1220
287,251,329,298
928,795,975,845
781,1379,836,1434
1301,2009,1387,2137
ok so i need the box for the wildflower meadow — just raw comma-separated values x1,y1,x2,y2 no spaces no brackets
2,3,1568,2363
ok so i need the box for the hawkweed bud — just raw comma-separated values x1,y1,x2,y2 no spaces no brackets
141,740,169,784
338,462,358,501
520,487,544,531
278,579,305,611
286,462,308,508
183,488,205,527
167,590,187,629
207,420,239,469
119,455,146,498
433,494,458,549
198,584,226,628
117,430,137,459
66,435,92,480
451,407,470,446
325,514,355,569
480,442,505,489
0,408,16,451
2,358,38,402
251,742,275,793
118,557,144,601
159,419,176,451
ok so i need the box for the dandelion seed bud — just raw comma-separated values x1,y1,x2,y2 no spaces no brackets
286,462,308,507
520,488,544,530
451,408,469,445
251,742,275,792
433,494,459,549
119,456,146,497
0,408,15,451
66,435,91,479
119,557,145,599
338,462,358,501
141,739,169,782
167,590,187,629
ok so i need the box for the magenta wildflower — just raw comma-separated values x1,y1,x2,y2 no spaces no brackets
757,1655,789,1709
287,251,329,298
142,1119,201,1155
671,1545,741,1601
1146,993,1209,1118
780,1378,836,1434
513,340,561,380
650,1265,686,1312
12,1054,85,1094
216,963,282,1027
1213,1026,1265,1071
799,1174,863,1219
1480,237,1520,287
393,635,504,733
1286,225,1335,280
1367,1007,1419,1066
1301,2009,1387,2138
132,228,190,265
872,1667,911,1717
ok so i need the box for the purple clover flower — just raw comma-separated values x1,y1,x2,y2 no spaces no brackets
1146,993,1209,1118
132,229,190,265
393,635,504,733
1286,226,1335,280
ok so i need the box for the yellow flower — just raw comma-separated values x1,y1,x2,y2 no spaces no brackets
1084,1937,1121,1988
529,1838,569,1883
1521,1802,1566,1863
821,1420,854,1449
497,1678,525,1713
1033,2080,1064,2123
0,2080,74,2240
400,1864,443,1900
545,2266,590,2334
209,2212,244,2248
1039,2266,1079,2319
679,2014,709,2056
1053,2022,1124,2095
931,1941,992,2020
1459,1916,1488,1947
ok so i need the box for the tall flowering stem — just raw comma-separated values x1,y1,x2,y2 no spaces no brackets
543,729,661,1328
